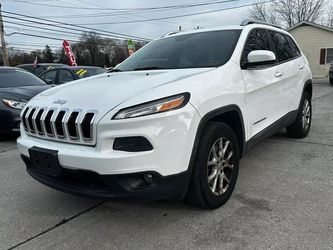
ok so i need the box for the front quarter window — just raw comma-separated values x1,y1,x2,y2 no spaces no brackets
117,29,241,71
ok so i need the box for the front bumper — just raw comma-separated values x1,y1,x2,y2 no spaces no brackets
22,154,190,200
17,104,200,176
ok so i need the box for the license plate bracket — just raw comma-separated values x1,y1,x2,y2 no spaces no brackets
29,147,62,177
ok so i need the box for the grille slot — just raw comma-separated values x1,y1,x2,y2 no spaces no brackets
22,107,29,131
67,112,79,139
55,111,66,137
44,110,55,136
28,108,36,133
22,107,97,145
81,113,95,141
35,109,44,135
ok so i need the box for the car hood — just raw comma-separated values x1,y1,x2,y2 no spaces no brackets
33,68,213,115
0,85,50,101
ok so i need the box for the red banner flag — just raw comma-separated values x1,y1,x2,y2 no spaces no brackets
62,40,77,66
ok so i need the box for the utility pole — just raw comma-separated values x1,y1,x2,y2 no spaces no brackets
0,2,9,66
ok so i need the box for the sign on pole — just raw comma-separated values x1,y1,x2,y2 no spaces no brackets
127,39,135,56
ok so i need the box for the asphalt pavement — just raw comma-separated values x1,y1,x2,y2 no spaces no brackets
0,82,332,250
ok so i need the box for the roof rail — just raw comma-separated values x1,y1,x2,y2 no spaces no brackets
241,20,282,29
161,31,179,38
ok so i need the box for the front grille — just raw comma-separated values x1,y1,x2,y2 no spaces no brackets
21,106,97,146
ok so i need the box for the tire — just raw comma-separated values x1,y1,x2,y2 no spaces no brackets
330,78,333,86
286,92,312,138
186,122,239,209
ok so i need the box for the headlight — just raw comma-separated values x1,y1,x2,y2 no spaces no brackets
2,99,27,110
113,93,190,119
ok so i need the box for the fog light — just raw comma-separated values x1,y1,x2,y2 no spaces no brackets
144,173,153,184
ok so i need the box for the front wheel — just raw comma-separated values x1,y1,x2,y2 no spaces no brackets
186,122,239,209
287,92,312,138
330,78,333,86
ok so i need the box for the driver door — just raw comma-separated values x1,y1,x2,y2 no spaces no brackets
241,29,284,138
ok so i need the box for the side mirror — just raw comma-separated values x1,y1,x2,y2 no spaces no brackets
242,50,276,69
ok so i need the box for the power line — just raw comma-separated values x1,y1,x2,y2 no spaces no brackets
75,0,275,26
1,10,151,41
7,32,82,42
6,32,129,47
68,0,195,29
4,0,238,12
3,19,96,38
37,0,239,18
5,25,84,39
8,43,60,48
9,42,61,46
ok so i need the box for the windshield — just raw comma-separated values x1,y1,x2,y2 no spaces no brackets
118,30,241,71
0,69,46,88
74,67,106,79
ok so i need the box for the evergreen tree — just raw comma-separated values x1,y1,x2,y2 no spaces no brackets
42,45,54,63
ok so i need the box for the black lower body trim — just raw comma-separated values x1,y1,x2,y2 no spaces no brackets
245,110,298,152
21,155,190,201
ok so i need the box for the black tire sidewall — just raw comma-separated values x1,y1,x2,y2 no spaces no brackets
194,122,239,208
287,92,312,138
301,92,312,136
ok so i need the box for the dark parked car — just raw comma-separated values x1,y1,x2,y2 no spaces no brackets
329,64,333,85
0,67,50,138
17,63,68,76
39,66,107,85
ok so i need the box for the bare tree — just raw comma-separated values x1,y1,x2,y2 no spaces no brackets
248,0,327,27
81,32,103,65
325,6,333,28
248,1,278,24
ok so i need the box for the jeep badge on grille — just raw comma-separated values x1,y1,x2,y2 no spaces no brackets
53,99,67,105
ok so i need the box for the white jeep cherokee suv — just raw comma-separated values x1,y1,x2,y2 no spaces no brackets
17,22,312,208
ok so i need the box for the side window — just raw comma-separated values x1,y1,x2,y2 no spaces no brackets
242,29,272,63
269,31,294,62
34,66,46,76
43,70,57,84
58,70,74,84
20,66,33,73
285,35,301,58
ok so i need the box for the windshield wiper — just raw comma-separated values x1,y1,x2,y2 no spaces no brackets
133,66,165,71
108,68,122,73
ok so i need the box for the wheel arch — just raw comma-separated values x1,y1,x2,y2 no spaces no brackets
189,105,246,166
303,79,313,99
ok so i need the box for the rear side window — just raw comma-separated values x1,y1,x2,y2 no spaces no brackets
242,29,272,63
269,31,294,62
285,35,301,58
58,70,75,84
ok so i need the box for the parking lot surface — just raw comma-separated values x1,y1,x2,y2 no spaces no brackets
1,82,332,250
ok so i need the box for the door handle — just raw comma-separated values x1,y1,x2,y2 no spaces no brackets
298,65,304,70
274,72,283,77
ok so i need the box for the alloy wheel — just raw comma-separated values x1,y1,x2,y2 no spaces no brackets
207,137,234,196
302,99,311,130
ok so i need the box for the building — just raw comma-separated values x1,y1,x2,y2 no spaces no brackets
288,21,333,78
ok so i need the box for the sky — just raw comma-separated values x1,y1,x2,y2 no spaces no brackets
3,0,333,53
1,0,254,52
